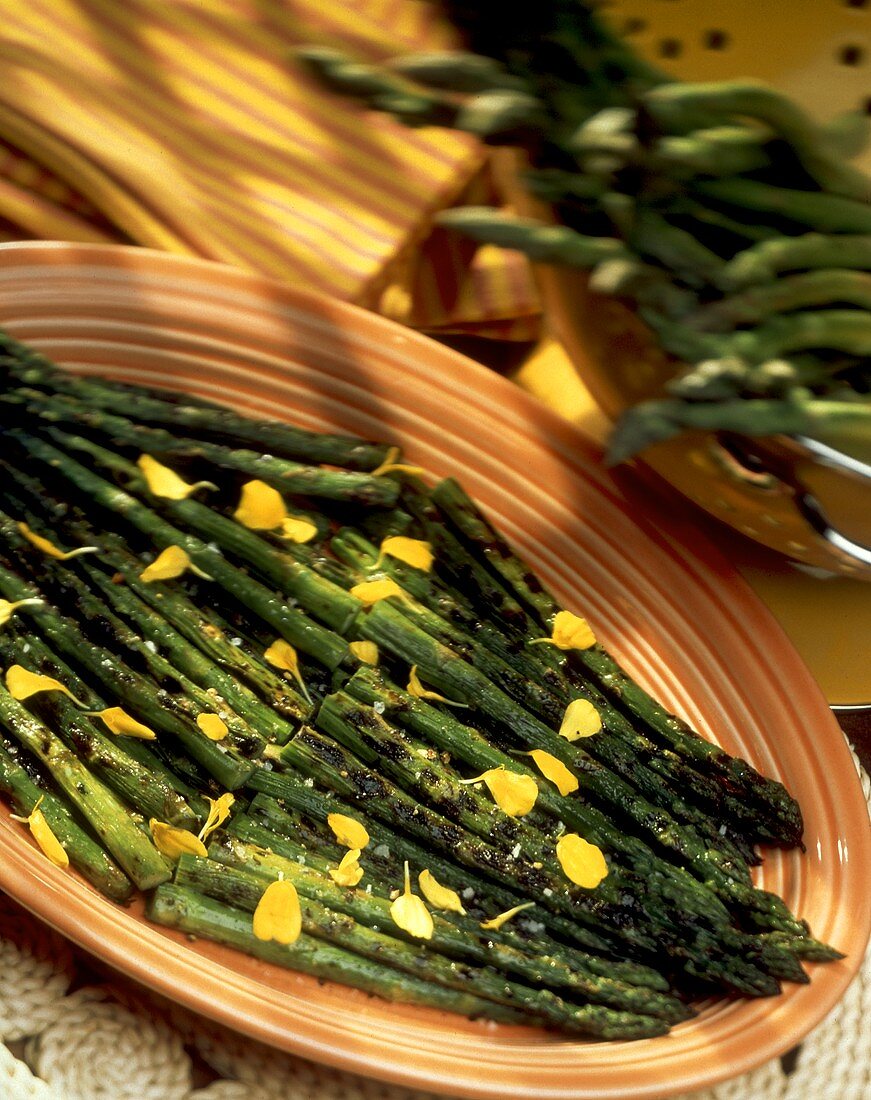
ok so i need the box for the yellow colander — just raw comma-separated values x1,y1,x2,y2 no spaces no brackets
531,0,871,576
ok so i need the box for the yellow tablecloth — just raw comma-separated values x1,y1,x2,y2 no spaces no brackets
0,0,539,340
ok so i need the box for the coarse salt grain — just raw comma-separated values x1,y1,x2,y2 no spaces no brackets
373,702,385,714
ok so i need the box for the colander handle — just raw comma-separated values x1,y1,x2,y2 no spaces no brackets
720,433,871,572
790,436,871,569
794,492,871,569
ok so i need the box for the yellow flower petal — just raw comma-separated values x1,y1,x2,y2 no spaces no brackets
197,713,228,741
5,665,85,705
149,819,207,860
0,598,43,628
460,766,537,817
234,479,287,530
253,878,302,945
280,516,319,544
558,698,603,741
329,848,364,887
327,812,370,850
418,869,466,914
390,862,433,940
406,665,467,708
87,706,157,740
138,454,216,500
139,545,212,582
350,579,404,605
527,750,579,796
530,610,596,652
480,901,535,931
371,447,425,478
484,767,538,817
348,641,379,666
140,545,190,582
17,522,98,561
10,797,68,869
198,792,236,843
379,536,434,573
263,639,311,701
556,833,609,888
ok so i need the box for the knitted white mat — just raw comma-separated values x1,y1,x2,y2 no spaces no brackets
1,758,868,1100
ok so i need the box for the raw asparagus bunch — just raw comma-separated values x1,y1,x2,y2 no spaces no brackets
298,1,871,461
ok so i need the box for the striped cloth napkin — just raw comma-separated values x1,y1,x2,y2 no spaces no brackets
0,0,540,340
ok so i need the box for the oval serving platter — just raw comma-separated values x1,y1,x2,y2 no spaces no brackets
0,241,867,1100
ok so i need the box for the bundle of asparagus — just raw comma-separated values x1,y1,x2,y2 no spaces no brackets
0,331,841,1040
297,0,871,462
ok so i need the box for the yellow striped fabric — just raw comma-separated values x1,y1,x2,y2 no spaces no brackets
0,0,540,338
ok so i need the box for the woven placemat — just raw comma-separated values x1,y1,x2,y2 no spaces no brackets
1,757,868,1100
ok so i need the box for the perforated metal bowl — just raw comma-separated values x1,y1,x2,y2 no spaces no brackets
531,0,871,576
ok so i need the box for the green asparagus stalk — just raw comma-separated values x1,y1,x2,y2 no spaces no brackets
630,211,727,290
68,534,311,730
240,791,784,996
329,536,752,862
295,47,462,127
281,723,653,953
5,388,399,507
78,559,300,745
336,670,813,985
644,81,870,201
173,855,670,1037
8,420,365,635
0,629,199,829
328,537,752,867
389,51,528,94
684,270,871,332
429,477,805,846
328,525,759,868
343,666,733,914
282,719,805,985
722,233,871,289
435,208,628,267
243,771,623,961
607,392,871,465
6,541,267,761
298,48,550,144
0,682,170,889
355,599,809,939
652,126,771,179
0,515,254,790
695,178,871,235
0,737,134,902
207,832,684,1012
310,691,808,987
148,883,556,1030
0,330,391,470
318,690,556,846
7,429,349,670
